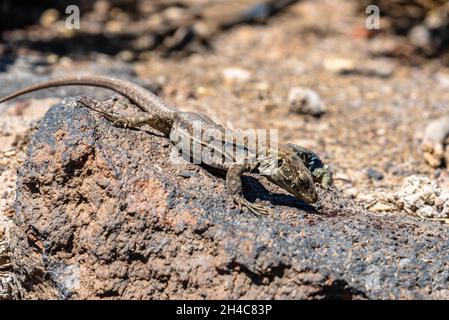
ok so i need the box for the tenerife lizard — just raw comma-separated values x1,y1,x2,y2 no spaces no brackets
0,76,332,215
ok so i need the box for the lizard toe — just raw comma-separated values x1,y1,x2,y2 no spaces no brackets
236,197,269,216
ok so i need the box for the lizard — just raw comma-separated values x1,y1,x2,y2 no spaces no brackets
0,75,332,215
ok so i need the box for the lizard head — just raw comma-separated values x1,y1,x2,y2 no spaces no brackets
259,153,318,204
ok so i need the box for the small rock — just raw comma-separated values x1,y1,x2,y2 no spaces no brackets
425,7,448,29
356,193,377,203
222,67,252,84
334,172,351,183
40,9,60,28
179,170,196,178
105,20,124,33
287,87,326,117
47,54,59,65
362,61,395,78
442,201,449,217
408,25,432,50
163,7,188,21
133,35,156,51
436,72,449,88
343,187,358,199
368,201,396,212
422,116,449,168
117,50,135,62
422,142,445,168
323,58,394,78
323,58,355,73
416,205,438,219
366,168,384,181
254,82,269,91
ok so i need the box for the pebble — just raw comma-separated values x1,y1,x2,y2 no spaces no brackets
254,82,269,91
40,9,60,28
436,72,449,88
287,87,326,117
105,20,123,33
117,50,135,62
179,171,196,179
416,206,437,219
133,35,156,51
408,25,431,51
163,7,188,21
222,67,252,84
334,172,351,183
369,201,396,212
323,58,355,73
366,168,384,181
47,54,59,65
343,187,358,199
422,116,449,168
323,58,394,78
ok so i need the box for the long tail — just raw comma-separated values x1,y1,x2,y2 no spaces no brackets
0,75,177,114
0,75,177,134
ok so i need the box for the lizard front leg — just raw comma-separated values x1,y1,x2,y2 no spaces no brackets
226,163,269,216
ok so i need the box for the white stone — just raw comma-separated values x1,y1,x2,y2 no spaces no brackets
395,176,449,219
222,67,252,83
287,87,326,116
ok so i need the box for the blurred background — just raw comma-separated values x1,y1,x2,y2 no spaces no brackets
1,0,449,209
0,0,448,62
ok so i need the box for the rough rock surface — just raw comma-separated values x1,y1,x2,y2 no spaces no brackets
12,98,449,299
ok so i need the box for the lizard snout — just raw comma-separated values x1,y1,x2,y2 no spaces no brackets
266,154,318,204
289,175,318,204
300,185,318,204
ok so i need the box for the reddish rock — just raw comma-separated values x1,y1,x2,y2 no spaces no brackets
11,98,449,299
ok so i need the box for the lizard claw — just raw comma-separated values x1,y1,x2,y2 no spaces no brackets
233,196,269,216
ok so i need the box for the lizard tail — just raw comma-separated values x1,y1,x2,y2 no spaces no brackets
0,75,177,118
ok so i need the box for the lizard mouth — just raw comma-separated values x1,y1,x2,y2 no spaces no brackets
297,189,318,204
285,182,318,204
269,173,318,204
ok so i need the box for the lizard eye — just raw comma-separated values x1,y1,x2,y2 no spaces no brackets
277,159,284,168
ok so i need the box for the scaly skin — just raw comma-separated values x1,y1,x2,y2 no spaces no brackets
0,76,332,215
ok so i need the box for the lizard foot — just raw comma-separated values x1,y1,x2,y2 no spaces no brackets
233,196,269,216
97,112,133,128
312,166,333,190
91,108,132,128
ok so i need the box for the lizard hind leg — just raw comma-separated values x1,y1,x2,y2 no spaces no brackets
75,96,156,129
